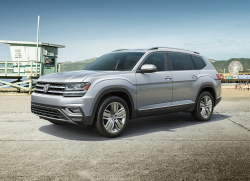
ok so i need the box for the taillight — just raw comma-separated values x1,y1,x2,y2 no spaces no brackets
216,74,221,81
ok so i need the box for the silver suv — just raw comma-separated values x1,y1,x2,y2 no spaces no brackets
31,47,222,138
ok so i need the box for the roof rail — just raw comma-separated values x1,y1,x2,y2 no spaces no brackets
112,49,128,52
148,47,199,54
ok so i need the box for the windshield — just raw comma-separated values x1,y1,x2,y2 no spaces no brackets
84,52,145,71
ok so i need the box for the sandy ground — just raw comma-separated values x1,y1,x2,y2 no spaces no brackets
222,88,250,97
0,89,250,180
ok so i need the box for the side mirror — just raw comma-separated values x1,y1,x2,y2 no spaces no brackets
136,64,157,73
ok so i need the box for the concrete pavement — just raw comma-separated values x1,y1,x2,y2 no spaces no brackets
0,93,250,180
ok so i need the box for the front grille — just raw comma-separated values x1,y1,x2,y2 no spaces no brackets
31,106,63,119
35,82,65,95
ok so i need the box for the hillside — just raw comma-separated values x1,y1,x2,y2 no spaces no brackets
211,58,250,73
59,57,98,72
59,57,250,73
208,59,217,63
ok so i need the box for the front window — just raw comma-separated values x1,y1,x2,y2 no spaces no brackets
140,52,167,71
84,52,145,71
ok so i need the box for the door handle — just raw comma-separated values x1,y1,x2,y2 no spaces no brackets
192,75,197,79
165,76,171,80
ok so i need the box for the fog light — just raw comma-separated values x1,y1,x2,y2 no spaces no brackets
63,92,86,97
71,118,82,121
68,108,81,113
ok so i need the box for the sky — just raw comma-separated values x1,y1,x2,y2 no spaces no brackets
0,0,249,62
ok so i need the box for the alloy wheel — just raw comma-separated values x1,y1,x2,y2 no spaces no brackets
102,102,126,133
200,95,212,119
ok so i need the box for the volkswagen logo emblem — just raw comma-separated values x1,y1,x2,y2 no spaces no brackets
43,84,50,93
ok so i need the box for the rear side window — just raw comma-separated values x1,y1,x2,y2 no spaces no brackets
187,55,196,70
169,53,191,71
191,55,206,70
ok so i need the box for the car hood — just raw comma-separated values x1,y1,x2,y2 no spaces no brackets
38,70,111,83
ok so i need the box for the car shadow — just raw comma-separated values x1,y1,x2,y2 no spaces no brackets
39,112,231,141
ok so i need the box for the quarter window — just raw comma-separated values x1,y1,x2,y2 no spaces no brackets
141,52,166,71
169,53,191,71
191,55,206,70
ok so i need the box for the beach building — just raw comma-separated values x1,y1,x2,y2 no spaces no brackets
0,40,65,94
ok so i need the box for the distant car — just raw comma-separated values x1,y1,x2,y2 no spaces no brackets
31,47,222,138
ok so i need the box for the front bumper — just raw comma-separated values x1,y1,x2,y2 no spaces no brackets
31,102,91,127
31,92,95,117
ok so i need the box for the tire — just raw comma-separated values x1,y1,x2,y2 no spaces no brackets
93,96,129,138
191,91,214,121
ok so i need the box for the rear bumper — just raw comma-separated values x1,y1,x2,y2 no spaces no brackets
31,102,92,127
215,96,221,107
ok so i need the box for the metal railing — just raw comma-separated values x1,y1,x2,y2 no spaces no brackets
0,61,42,78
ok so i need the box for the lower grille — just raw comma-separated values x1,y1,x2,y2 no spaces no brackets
31,106,63,119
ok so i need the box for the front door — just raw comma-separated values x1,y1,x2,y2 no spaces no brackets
168,52,201,112
136,52,172,117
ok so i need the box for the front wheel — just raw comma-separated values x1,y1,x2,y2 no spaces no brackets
191,91,214,121
93,96,129,138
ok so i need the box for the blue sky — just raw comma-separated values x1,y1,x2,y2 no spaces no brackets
0,0,249,61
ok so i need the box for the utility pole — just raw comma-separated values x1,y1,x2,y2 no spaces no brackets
36,15,40,62
29,15,40,95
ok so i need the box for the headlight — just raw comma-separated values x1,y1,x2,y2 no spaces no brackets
65,83,86,91
63,83,90,97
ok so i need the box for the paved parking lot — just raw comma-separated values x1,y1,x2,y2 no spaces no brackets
0,90,250,180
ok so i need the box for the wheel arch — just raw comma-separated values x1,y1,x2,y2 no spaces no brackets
186,84,217,112
197,84,217,105
89,87,136,125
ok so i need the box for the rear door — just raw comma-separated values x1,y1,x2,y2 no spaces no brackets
136,52,172,117
168,52,201,112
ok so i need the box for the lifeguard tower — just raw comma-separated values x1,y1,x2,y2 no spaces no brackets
0,16,65,94
0,40,65,94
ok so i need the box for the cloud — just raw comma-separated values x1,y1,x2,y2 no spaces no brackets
1,34,249,62
58,35,250,61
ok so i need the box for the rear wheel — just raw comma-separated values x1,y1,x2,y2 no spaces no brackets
191,91,214,121
93,96,129,138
